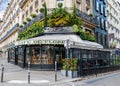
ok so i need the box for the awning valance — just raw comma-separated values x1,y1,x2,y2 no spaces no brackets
14,34,103,49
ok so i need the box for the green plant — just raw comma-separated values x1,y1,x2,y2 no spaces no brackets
89,13,93,17
58,3,63,8
26,18,31,22
62,58,68,70
39,8,44,12
23,21,27,25
20,25,23,28
80,32,87,40
18,20,44,40
68,58,78,71
31,14,36,18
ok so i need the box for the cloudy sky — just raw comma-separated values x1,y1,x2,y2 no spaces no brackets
0,0,120,19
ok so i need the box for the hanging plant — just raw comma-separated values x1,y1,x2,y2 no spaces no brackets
19,25,23,28
58,3,63,8
26,18,31,22
23,21,27,25
31,14,36,18
39,8,44,12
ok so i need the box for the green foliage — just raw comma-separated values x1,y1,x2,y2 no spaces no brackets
80,31,95,41
58,3,63,8
62,58,78,71
31,14,36,18
67,58,78,71
26,18,31,22
18,21,44,40
20,25,23,28
72,24,82,34
39,8,44,12
23,21,27,25
62,58,68,70
44,2,47,27
80,32,87,40
41,2,47,27
89,13,93,17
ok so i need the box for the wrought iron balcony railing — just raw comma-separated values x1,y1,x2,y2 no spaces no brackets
77,9,98,25
19,0,28,8
19,13,44,33
0,23,19,42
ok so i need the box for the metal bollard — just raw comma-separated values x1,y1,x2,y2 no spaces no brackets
55,61,57,82
28,62,30,84
1,64,4,82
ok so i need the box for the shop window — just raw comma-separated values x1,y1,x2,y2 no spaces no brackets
10,49,15,62
18,47,24,63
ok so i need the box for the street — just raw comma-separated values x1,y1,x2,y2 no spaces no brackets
70,71,120,86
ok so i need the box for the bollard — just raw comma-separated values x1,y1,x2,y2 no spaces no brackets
55,61,57,82
1,64,4,82
28,62,30,84
95,67,97,77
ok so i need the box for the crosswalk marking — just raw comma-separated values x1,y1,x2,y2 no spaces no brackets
7,80,50,84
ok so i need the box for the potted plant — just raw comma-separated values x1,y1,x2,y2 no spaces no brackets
68,58,78,78
23,21,27,25
26,18,31,22
61,58,68,76
31,14,36,18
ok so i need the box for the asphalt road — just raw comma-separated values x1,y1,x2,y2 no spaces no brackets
71,72,120,86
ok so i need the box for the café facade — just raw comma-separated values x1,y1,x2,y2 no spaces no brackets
7,27,117,76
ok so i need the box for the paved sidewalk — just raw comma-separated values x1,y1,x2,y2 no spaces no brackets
0,57,120,86
0,58,82,86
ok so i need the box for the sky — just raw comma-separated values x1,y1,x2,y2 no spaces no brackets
0,0,120,19
0,0,11,19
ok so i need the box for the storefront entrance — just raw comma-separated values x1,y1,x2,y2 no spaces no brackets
9,45,66,70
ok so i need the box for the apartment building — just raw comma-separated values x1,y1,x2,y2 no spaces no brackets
93,0,108,48
0,0,20,58
107,0,120,48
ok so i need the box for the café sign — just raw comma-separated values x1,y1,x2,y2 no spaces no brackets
18,40,65,45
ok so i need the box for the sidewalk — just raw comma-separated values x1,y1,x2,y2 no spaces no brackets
0,57,120,86
0,58,82,86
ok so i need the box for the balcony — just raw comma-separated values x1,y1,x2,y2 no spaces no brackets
19,0,28,8
0,23,19,42
19,13,44,33
77,9,98,25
